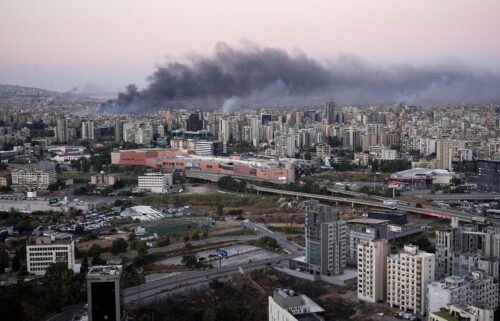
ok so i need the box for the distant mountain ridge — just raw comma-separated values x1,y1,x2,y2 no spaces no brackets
0,84,62,98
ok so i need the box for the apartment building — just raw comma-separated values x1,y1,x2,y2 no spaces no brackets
386,245,435,315
26,236,75,275
357,239,389,303
435,224,480,279
11,167,56,189
346,218,388,260
427,272,499,314
436,138,452,170
137,172,173,193
268,288,325,321
90,172,119,188
304,200,347,277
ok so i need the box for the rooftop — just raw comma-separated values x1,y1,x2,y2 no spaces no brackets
346,218,390,225
87,265,122,276
431,311,458,321
273,288,325,317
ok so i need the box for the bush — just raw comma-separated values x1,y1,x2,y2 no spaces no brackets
157,236,170,247
257,236,279,249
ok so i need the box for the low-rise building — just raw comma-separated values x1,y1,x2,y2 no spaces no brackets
26,236,75,275
428,304,494,321
0,169,11,187
90,172,120,188
11,167,56,189
268,288,325,321
137,172,173,193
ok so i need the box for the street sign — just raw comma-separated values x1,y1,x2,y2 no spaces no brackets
217,249,228,258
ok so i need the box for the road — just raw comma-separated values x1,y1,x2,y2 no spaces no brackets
402,192,500,201
239,220,304,256
124,217,303,304
250,185,473,222
123,257,282,304
147,235,261,254
45,304,86,321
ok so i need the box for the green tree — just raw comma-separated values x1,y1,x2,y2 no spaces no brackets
135,241,148,256
181,254,197,268
44,263,78,311
81,256,89,274
257,236,279,249
110,238,128,254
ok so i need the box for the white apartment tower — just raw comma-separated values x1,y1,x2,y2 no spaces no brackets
357,239,389,303
436,138,452,170
386,245,435,315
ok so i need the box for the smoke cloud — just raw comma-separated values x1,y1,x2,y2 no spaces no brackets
99,42,500,114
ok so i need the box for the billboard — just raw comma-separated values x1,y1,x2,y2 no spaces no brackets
217,249,228,258
186,162,201,169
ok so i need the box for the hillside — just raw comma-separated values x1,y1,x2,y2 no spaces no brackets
0,84,62,98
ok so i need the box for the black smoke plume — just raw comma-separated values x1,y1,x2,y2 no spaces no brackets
99,42,500,113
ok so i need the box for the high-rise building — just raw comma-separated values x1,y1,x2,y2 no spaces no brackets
186,112,203,131
268,288,325,321
323,100,336,124
357,239,389,303
195,140,224,156
81,120,95,140
386,245,435,315
304,201,346,277
261,114,272,125
436,138,452,170
87,265,123,321
56,117,69,143
477,160,500,192
346,219,388,260
114,121,124,142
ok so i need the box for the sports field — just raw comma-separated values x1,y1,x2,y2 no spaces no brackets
146,220,207,236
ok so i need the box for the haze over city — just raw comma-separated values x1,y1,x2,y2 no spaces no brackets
2,2,500,321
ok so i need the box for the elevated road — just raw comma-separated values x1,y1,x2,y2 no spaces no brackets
250,185,473,222
185,171,288,184
401,193,500,201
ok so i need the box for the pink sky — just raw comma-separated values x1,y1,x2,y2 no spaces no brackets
1,0,499,92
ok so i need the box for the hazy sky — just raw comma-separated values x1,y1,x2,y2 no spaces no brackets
1,0,499,94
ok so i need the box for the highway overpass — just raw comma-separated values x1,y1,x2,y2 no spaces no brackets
185,171,289,184
401,193,500,202
250,185,473,222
